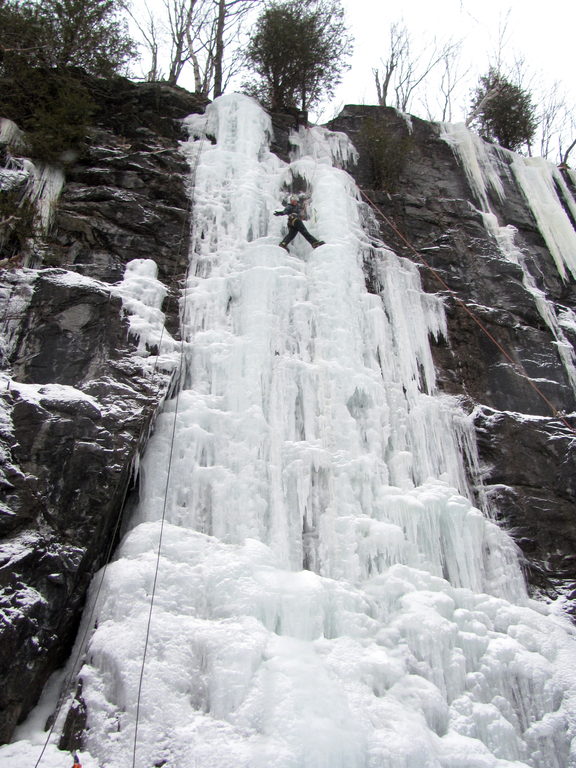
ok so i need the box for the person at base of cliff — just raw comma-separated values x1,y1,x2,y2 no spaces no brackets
274,194,325,251
71,753,82,768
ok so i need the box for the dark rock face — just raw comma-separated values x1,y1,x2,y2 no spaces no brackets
44,77,208,334
0,270,165,742
474,407,576,598
270,111,308,163
328,105,576,609
0,80,205,742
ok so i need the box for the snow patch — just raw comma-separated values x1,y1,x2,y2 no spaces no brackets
112,258,178,370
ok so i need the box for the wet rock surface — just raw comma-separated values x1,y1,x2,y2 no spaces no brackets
0,80,205,742
329,105,576,610
0,269,167,741
474,407,576,598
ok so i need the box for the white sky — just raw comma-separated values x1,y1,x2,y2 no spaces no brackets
322,0,575,122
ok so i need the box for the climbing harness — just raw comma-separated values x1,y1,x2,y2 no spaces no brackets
359,187,576,437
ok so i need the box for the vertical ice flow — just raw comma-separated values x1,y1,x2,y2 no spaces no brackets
113,258,179,371
38,96,576,768
441,123,576,392
0,117,64,233
511,157,576,283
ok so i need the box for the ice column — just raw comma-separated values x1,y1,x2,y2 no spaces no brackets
113,258,179,371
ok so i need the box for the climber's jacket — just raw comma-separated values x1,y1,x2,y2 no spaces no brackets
274,201,306,227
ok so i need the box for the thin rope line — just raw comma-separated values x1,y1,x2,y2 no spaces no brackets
131,129,206,768
32,129,206,768
33,282,180,768
359,187,576,436
32,459,133,768
33,289,144,768
130,335,186,768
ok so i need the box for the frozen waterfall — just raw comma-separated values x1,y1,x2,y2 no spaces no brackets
441,123,576,393
5,94,576,768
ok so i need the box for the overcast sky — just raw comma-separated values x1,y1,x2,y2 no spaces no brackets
324,0,574,122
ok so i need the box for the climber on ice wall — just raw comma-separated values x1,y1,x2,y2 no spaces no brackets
274,194,325,251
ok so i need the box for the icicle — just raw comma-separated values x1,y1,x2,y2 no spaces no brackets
0,271,36,363
1,119,63,240
290,125,359,169
441,123,506,211
21,161,64,232
442,122,576,394
0,118,26,152
112,258,178,369
510,156,576,282
393,108,414,134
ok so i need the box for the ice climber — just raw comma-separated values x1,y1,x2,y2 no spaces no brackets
274,194,325,251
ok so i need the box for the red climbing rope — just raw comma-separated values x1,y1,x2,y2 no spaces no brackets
359,187,576,437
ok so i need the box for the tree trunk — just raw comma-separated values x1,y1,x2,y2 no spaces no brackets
167,35,185,85
562,137,576,166
213,0,226,98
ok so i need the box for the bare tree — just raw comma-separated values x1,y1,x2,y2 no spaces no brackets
490,8,512,78
164,0,198,85
395,39,461,113
462,8,514,128
183,0,215,92
536,82,568,160
372,22,408,108
200,0,259,97
373,22,461,115
562,139,576,167
424,43,468,122
558,111,576,167
136,0,258,94
122,1,165,80
530,79,575,166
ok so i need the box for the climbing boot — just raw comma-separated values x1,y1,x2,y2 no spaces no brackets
312,240,325,249
279,241,289,251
